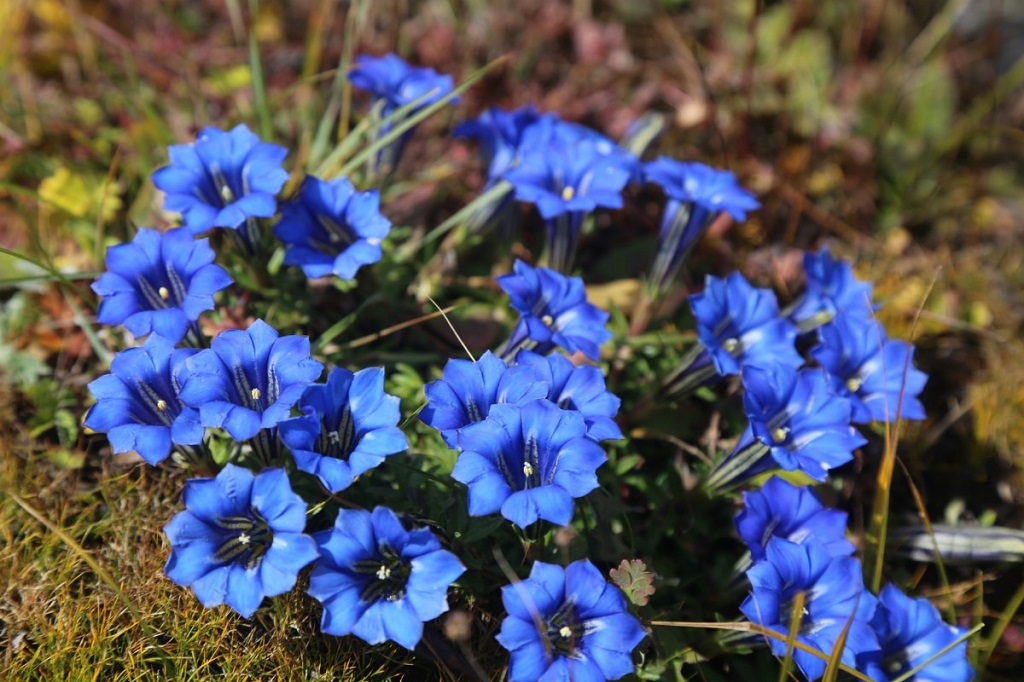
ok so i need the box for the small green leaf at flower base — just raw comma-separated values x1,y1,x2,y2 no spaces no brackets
610,558,656,606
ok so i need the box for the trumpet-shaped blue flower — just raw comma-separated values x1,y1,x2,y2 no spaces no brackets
643,158,760,291
178,319,323,441
273,176,392,281
307,506,465,650
741,537,880,682
84,335,203,465
789,248,876,327
496,560,645,682
689,272,803,377
453,400,606,528
517,115,640,180
736,477,854,562
497,259,612,361
858,584,974,682
506,139,633,219
738,365,866,481
152,124,289,238
91,228,232,344
514,350,623,442
349,53,456,116
279,367,408,493
455,105,543,184
505,136,634,272
812,315,928,423
163,464,319,618
420,350,548,449
349,53,456,172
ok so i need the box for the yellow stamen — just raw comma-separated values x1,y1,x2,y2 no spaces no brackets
156,399,168,411
772,426,790,444
523,462,534,477
561,186,575,201
559,626,573,638
158,286,170,301
250,388,261,401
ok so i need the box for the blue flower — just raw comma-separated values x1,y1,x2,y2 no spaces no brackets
741,537,880,682
349,53,456,115
84,335,204,465
178,319,323,441
736,477,855,562
273,176,392,280
91,228,232,344
152,124,289,238
789,248,876,327
349,53,457,172
307,506,465,650
163,464,319,618
279,367,408,493
689,272,803,376
643,158,760,291
505,135,634,272
738,365,866,481
517,115,640,181
452,400,606,528
496,560,645,682
506,138,633,219
455,105,543,184
858,584,974,682
420,350,549,449
514,350,623,442
497,259,613,361
812,315,928,423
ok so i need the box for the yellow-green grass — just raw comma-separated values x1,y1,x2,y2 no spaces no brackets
0,434,425,681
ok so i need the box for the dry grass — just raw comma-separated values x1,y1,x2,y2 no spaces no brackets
0,421,422,681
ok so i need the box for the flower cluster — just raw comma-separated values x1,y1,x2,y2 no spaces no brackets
79,46,972,682
735,476,973,681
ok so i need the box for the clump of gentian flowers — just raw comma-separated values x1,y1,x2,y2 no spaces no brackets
77,47,976,682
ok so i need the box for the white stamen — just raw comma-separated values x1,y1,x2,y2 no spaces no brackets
523,462,534,477
156,399,168,411
561,186,575,201
559,625,572,638
250,388,261,401
238,532,251,545
376,565,391,580
158,286,170,301
723,338,740,353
